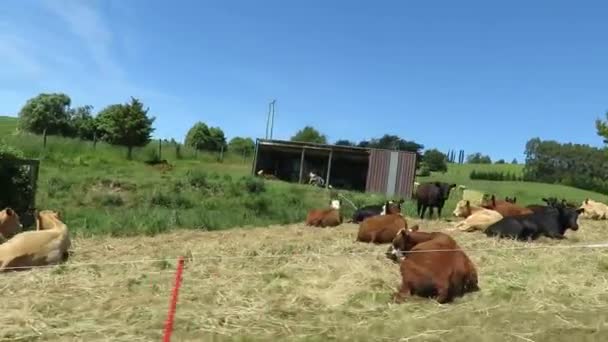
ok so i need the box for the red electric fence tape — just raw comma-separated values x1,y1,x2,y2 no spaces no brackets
162,256,185,342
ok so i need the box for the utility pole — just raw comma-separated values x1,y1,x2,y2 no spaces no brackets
269,99,276,139
265,101,271,139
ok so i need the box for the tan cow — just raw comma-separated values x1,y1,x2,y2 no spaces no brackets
452,200,503,232
579,199,608,220
0,208,23,242
0,210,71,272
461,189,486,206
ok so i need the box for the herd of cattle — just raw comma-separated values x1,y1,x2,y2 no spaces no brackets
1,179,607,305
305,181,608,303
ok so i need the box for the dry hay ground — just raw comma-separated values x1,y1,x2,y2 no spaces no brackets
2,218,608,342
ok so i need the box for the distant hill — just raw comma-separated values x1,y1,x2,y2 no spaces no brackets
0,116,18,135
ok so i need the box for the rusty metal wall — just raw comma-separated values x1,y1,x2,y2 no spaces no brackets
365,149,390,194
365,149,417,199
394,151,417,199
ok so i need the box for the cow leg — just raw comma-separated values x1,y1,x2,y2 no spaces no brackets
437,205,443,219
435,283,452,304
427,207,434,219
419,205,427,219
417,202,422,217
393,284,412,304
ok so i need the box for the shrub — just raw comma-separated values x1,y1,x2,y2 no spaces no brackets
187,170,208,188
416,162,431,177
0,142,35,226
242,176,266,194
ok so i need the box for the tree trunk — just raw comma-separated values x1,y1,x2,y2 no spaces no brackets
127,146,133,160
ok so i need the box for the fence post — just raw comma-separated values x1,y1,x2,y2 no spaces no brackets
158,139,162,160
42,128,47,148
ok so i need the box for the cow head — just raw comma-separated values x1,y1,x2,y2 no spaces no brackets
555,203,584,232
0,207,23,237
505,196,517,204
452,200,472,218
36,209,63,231
435,182,457,200
329,199,341,210
381,199,402,215
386,225,420,263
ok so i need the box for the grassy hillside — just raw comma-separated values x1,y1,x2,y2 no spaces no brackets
0,115,18,135
419,163,608,208
2,115,608,236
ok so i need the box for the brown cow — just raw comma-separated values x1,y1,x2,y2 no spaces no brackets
0,208,23,242
482,195,533,217
356,214,414,244
305,199,343,228
387,227,479,304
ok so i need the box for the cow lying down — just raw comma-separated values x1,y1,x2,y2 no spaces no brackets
356,213,414,244
485,202,584,241
305,199,343,228
0,210,71,272
387,226,479,304
452,200,503,232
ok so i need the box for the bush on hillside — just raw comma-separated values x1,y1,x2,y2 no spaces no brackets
470,170,523,182
416,162,431,177
423,149,448,172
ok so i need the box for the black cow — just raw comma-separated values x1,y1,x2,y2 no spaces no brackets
526,197,577,214
350,199,404,223
485,202,584,241
415,182,456,219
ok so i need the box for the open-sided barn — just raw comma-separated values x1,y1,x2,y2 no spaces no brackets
251,139,418,199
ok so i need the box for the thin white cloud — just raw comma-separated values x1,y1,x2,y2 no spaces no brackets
40,0,125,81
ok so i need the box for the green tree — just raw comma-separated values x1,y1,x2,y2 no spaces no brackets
68,105,97,140
595,111,608,143
291,126,327,144
228,136,255,156
423,149,448,172
495,159,505,164
18,93,72,135
185,122,227,151
96,97,155,159
466,152,492,164
335,139,356,146
511,158,518,164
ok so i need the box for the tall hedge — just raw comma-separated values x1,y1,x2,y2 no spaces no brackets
0,142,35,226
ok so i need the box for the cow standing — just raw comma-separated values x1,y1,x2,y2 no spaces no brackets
415,182,457,219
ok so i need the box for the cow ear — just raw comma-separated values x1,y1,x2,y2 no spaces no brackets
434,181,441,187
450,183,456,188
409,224,419,232
5,208,14,216
576,208,585,214
513,197,517,203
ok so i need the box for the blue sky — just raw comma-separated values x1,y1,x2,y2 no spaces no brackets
1,0,607,162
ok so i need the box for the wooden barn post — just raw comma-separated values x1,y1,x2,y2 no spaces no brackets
251,139,260,175
298,147,306,184
325,148,333,188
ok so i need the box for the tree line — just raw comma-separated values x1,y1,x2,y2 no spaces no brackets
16,92,516,171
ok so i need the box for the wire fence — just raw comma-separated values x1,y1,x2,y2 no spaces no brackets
3,240,608,271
